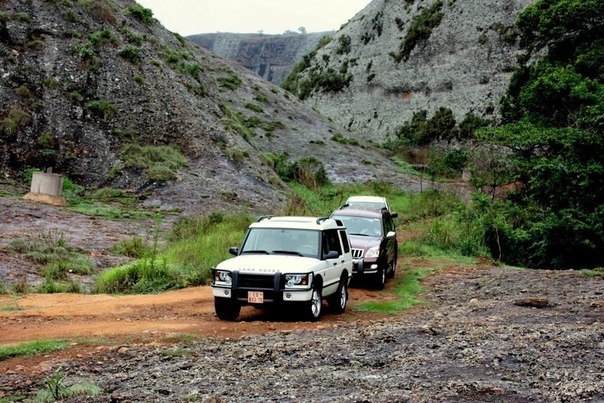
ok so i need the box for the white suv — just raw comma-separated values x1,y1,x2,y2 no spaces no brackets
211,216,353,321
345,195,390,211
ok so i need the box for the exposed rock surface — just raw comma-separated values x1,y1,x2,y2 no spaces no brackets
188,32,333,85
0,0,416,215
297,0,534,142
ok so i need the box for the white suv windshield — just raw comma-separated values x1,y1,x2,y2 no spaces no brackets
241,228,320,257
347,201,386,210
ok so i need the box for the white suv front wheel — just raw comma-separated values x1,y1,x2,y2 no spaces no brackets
304,286,322,321
328,278,348,313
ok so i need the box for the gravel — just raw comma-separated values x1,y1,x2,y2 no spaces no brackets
2,267,602,402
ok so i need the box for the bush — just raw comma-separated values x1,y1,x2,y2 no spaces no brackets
118,45,142,64
128,5,154,24
85,99,116,119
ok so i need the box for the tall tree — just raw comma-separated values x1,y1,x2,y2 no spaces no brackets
477,0,604,268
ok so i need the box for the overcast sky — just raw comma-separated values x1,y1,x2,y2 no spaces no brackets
136,0,372,36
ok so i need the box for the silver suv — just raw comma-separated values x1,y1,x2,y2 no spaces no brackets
212,216,353,321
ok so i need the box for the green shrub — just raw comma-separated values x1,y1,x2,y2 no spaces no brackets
245,103,264,113
88,27,117,46
0,106,32,135
336,35,351,55
79,0,116,24
218,74,242,90
227,147,249,162
331,133,359,146
85,99,116,119
118,45,142,63
290,157,330,189
109,236,149,258
394,0,443,62
128,5,154,24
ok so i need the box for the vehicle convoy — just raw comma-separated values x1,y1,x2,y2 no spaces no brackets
330,205,398,289
211,216,353,321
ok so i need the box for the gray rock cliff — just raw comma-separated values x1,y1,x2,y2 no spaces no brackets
188,32,333,85
290,0,534,142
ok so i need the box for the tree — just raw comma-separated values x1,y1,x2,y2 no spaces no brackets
477,0,604,268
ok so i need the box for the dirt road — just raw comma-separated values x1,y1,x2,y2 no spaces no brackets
0,285,396,347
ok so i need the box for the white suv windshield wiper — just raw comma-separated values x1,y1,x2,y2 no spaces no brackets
271,250,303,256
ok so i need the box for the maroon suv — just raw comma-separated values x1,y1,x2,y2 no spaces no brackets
330,206,398,289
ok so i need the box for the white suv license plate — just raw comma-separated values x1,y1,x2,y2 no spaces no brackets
248,291,264,304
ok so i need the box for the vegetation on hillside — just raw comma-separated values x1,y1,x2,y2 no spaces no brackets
475,0,604,268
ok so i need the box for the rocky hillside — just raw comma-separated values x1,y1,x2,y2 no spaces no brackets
285,0,534,142
0,0,411,214
188,32,332,85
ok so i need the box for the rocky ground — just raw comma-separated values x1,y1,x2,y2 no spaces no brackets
0,190,602,402
1,266,602,402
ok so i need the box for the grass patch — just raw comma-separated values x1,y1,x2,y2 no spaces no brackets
0,296,21,311
122,144,188,182
580,267,604,277
35,369,102,402
94,213,253,293
6,232,95,280
0,339,70,361
355,266,433,313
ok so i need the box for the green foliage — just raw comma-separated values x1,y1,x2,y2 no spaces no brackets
356,267,431,313
70,42,96,60
122,144,188,182
254,93,269,103
109,236,150,258
217,74,242,90
88,27,117,46
336,35,351,55
458,112,489,138
220,104,254,140
118,45,142,64
128,5,154,24
0,106,32,136
7,231,95,281
281,35,347,99
160,49,203,81
389,107,458,147
392,0,443,62
0,339,69,361
0,11,30,22
220,104,284,139
85,99,116,119
428,148,469,179
96,214,252,293
475,0,604,268
244,103,263,113
517,0,604,53
227,147,249,163
35,369,101,402
273,156,330,189
330,133,360,146
78,0,116,24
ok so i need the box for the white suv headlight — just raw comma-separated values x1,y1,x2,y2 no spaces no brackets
284,273,313,288
213,270,232,285
365,246,380,259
